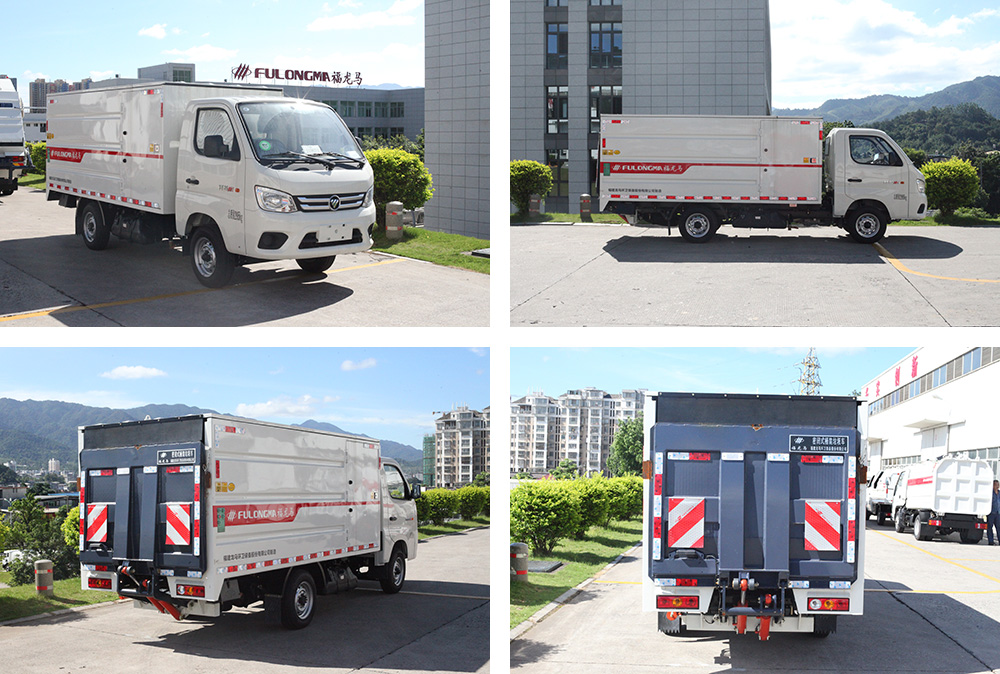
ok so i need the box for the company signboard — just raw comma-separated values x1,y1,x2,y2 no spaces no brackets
231,64,363,86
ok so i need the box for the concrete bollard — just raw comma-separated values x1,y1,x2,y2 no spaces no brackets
510,542,529,581
528,195,541,218
580,193,592,221
35,559,54,597
386,201,404,240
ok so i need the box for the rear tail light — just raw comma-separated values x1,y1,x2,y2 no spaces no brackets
88,577,112,590
676,578,697,587
807,597,849,612
176,584,206,598
976,522,987,530
929,519,942,527
656,595,698,610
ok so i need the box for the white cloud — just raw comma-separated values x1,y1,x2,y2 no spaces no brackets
341,358,376,371
236,395,319,418
139,23,168,39
22,70,49,81
307,0,422,31
90,70,116,81
100,366,167,380
172,27,182,35
469,347,488,357
163,44,239,63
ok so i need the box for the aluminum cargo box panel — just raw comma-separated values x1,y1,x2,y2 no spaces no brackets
653,392,859,428
82,416,206,450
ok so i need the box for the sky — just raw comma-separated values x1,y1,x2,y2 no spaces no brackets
1,0,425,105
510,348,916,401
0,347,488,450
770,0,1000,108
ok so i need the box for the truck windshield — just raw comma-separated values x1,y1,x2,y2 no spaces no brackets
238,100,364,166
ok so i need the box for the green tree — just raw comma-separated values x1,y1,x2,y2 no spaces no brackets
472,471,490,487
5,498,78,584
903,147,928,169
510,160,553,216
607,414,643,476
364,148,434,230
977,152,1000,215
514,471,534,480
26,141,46,175
922,158,980,216
62,505,80,548
0,463,19,483
510,482,581,555
823,120,855,137
548,459,579,480
360,132,424,162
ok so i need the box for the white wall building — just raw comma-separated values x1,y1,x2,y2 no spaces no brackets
434,405,490,488
862,346,1000,480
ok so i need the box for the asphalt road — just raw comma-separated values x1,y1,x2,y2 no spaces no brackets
511,521,1000,674
0,187,488,327
0,527,490,674
510,223,1000,327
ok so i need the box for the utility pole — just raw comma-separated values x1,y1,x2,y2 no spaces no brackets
796,348,822,396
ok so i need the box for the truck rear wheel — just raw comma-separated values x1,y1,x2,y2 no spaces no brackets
190,226,235,288
877,510,888,526
281,569,316,629
845,208,887,243
913,514,933,541
379,546,406,594
960,529,984,544
678,207,718,243
80,202,111,251
296,256,336,274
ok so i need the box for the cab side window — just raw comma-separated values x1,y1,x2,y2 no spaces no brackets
195,108,240,160
849,135,901,167
384,464,407,500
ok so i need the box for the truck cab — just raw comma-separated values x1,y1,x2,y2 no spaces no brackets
825,128,927,232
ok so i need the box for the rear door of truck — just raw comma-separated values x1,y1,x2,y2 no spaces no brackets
80,429,205,577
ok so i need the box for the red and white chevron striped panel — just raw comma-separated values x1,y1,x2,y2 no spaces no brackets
165,503,192,546
86,504,108,543
805,500,842,551
667,497,705,548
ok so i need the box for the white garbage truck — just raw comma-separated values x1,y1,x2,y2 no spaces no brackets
644,393,865,641
890,457,992,544
46,82,376,286
599,115,927,243
78,414,418,629
0,76,29,197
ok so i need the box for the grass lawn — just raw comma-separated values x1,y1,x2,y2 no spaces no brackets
510,518,642,629
897,212,1000,227
372,226,489,274
511,211,626,225
0,571,116,623
16,173,46,189
419,514,489,540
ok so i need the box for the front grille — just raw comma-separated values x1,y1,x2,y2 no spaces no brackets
296,192,367,212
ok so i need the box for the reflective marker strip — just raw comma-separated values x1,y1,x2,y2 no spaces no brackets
789,580,810,589
847,457,857,563
768,453,790,462
165,503,191,546
193,469,201,557
86,503,109,543
721,452,744,461
668,452,711,461
653,452,664,560
47,182,161,210
805,501,842,551
216,543,378,574
667,498,705,548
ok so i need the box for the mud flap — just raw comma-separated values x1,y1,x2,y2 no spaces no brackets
657,612,684,635
264,593,282,625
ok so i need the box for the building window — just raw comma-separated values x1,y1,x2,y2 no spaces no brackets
590,22,622,69
172,69,193,83
390,102,405,118
390,127,405,136
355,127,373,137
546,0,567,5
547,149,569,198
358,101,373,118
547,86,568,134
338,101,355,117
590,85,622,133
375,101,389,118
589,0,621,4
546,23,568,70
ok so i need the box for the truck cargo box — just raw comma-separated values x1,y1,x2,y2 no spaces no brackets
891,457,992,543
643,393,864,640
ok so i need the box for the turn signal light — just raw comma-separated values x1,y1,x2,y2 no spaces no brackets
176,584,206,597
656,595,698,609
807,597,849,612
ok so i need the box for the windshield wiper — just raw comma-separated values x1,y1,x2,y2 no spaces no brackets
316,152,365,166
262,151,363,169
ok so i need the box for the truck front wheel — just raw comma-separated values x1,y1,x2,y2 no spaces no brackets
894,508,906,533
190,226,235,288
296,256,336,274
281,569,316,629
845,208,887,243
678,207,718,243
379,546,406,594
80,202,111,251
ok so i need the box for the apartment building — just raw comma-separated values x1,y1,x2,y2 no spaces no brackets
434,406,491,488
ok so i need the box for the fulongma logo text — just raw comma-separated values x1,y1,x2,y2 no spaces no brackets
231,64,363,85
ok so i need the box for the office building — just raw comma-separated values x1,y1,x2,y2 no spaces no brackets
434,406,491,488
511,0,772,212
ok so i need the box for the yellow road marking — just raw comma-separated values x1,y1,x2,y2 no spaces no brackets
874,242,1000,283
869,529,1000,585
0,258,404,323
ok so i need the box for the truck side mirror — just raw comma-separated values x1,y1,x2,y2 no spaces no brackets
204,135,227,159
410,484,421,499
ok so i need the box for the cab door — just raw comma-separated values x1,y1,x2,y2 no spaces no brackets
381,461,418,560
176,106,246,253
842,133,911,220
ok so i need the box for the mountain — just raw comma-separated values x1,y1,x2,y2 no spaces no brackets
774,76,1000,126
0,399,422,473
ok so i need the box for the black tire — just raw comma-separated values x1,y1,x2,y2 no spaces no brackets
190,226,235,288
678,207,719,243
80,202,111,250
865,507,872,521
845,208,887,243
877,510,888,526
913,514,933,541
379,546,406,594
960,529,983,544
296,256,336,273
280,569,317,630
894,508,906,533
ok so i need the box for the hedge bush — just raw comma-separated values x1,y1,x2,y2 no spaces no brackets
364,148,433,229
922,158,979,216
421,488,459,525
570,477,610,539
458,486,489,520
510,481,581,555
604,476,643,526
510,160,553,216
27,141,46,175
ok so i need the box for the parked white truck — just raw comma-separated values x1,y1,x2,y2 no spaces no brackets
599,115,927,243
0,77,29,197
890,457,992,544
865,466,904,526
47,82,376,286
78,414,418,629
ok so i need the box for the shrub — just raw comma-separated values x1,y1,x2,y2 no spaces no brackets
953,206,993,220
415,493,431,523
62,506,80,548
922,158,979,216
570,477,610,539
457,485,489,520
364,148,434,229
421,488,458,525
605,476,643,525
27,141,46,174
510,160,553,216
510,481,581,555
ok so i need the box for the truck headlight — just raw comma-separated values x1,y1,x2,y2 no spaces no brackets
917,179,926,194
255,186,298,213
362,185,374,209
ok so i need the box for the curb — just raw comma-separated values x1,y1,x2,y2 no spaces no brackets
0,598,128,628
419,525,490,542
510,541,641,640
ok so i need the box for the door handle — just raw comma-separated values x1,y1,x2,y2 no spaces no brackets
847,178,862,183
186,177,200,185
